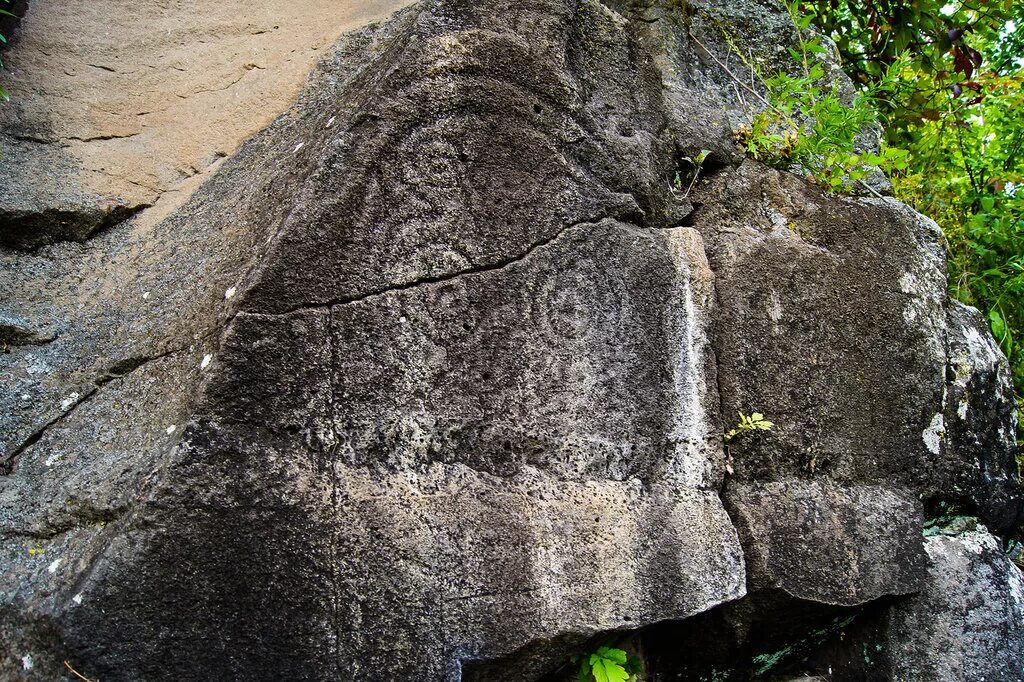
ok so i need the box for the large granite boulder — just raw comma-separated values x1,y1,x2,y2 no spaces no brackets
0,0,1020,679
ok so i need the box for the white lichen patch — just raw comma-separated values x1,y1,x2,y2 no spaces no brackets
166,424,177,435
663,228,712,486
60,392,81,411
923,412,945,455
25,353,51,376
72,593,83,605
326,116,335,128
200,354,213,370
958,398,969,420
21,654,32,671
767,290,783,325
963,325,1001,369
899,271,917,294
47,558,63,574
224,286,237,299
293,142,304,153
142,291,151,300
765,205,789,232
44,451,62,467
898,271,929,327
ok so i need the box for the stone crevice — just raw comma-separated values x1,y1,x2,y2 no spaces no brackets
0,506,123,542
256,212,621,317
0,340,201,474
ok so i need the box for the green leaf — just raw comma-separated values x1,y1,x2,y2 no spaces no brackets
594,660,630,682
990,308,1008,344
595,647,628,665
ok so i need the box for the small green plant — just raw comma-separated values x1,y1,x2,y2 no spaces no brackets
571,646,642,682
0,1,15,101
724,412,774,441
671,148,711,198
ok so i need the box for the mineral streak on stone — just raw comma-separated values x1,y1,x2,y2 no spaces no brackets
0,0,1021,680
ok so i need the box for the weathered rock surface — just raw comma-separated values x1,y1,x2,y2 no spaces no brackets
885,529,1024,681
0,0,1021,679
796,527,1024,681
726,481,926,606
939,302,1024,533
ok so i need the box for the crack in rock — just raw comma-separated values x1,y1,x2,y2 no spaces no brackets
1,342,198,474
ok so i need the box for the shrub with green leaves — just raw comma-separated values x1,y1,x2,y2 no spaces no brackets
722,3,908,192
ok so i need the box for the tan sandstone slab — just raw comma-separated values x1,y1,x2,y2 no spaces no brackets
0,0,414,227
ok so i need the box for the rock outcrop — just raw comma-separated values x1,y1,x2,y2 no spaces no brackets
1,0,1021,680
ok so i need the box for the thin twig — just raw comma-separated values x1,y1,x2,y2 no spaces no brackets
857,178,885,199
683,167,703,199
688,31,781,115
64,661,98,682
732,82,745,106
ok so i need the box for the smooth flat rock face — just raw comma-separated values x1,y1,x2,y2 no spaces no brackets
0,0,1021,679
0,0,415,248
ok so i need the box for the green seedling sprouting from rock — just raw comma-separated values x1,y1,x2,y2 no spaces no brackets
572,646,642,682
725,412,774,441
672,148,711,199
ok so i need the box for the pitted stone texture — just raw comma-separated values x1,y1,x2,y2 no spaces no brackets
885,530,1024,681
698,160,947,489
1,0,1022,678
10,422,743,681
939,302,1024,533
1,1,742,679
817,529,1024,681
332,467,744,679
238,0,675,315
0,14,416,477
725,480,926,606
0,348,202,540
328,221,720,486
